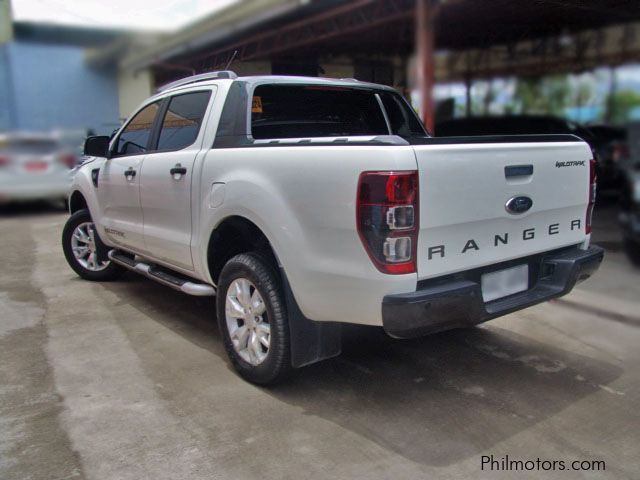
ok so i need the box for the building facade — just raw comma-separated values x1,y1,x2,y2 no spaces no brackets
0,22,122,135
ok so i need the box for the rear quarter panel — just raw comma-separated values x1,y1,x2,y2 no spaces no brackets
197,145,418,326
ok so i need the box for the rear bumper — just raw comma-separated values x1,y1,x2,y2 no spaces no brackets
382,245,604,338
0,174,71,202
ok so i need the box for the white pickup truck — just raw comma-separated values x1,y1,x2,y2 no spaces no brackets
62,71,603,384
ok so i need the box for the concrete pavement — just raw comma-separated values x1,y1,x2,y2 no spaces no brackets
1,204,639,479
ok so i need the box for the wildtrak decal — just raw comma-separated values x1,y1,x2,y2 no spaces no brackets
556,160,586,168
104,227,125,238
427,219,581,260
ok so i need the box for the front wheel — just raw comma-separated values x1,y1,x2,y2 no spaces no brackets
216,252,291,385
62,209,125,281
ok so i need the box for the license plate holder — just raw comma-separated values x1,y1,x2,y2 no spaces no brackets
481,264,529,303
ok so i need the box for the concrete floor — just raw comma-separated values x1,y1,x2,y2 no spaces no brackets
1,202,639,480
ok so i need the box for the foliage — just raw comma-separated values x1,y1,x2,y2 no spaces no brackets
512,76,572,116
608,90,640,124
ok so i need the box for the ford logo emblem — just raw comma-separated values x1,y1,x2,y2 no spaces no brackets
505,195,533,215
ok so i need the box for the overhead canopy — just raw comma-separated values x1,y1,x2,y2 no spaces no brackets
121,0,640,74
437,0,639,50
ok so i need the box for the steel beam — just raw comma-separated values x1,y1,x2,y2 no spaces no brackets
182,0,415,71
415,0,438,133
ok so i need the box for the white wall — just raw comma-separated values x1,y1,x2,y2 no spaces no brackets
118,68,153,121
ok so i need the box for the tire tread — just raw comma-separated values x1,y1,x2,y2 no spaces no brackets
217,252,291,385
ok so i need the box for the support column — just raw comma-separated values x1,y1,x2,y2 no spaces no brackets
465,73,472,117
415,0,437,134
605,66,617,124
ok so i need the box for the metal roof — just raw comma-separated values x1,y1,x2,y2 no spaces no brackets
131,0,640,71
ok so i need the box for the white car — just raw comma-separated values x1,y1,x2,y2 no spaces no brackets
62,72,603,384
0,133,76,205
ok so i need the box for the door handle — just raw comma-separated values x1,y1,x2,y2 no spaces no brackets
505,165,533,178
124,168,136,179
170,164,187,176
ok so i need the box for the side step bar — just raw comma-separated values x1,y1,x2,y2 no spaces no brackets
108,250,215,297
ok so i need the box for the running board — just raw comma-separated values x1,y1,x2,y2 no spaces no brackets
108,250,215,296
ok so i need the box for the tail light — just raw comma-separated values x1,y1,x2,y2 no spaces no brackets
58,152,77,169
357,171,419,274
586,159,597,234
0,155,10,168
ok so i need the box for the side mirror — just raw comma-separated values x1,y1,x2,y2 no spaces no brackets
84,136,110,157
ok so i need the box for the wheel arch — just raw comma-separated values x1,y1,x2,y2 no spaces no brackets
206,215,280,286
207,214,342,369
68,190,88,214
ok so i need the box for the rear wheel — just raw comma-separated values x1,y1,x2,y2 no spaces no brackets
62,209,125,281
216,252,291,385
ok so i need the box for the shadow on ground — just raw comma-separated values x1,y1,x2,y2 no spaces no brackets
274,324,621,466
0,201,66,218
102,273,622,467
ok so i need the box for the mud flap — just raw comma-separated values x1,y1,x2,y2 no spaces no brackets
92,225,111,263
280,269,342,368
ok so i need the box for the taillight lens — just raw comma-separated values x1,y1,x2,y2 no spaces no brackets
0,155,10,168
357,171,419,274
586,159,597,234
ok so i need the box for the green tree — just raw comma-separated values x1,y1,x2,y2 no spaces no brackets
512,75,571,116
609,90,640,124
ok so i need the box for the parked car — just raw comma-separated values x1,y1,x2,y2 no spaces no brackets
0,132,76,205
585,125,629,191
62,72,603,384
436,115,585,137
53,129,94,167
435,115,621,193
619,162,640,266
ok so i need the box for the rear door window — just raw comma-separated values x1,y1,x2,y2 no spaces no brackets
250,85,390,139
156,91,212,151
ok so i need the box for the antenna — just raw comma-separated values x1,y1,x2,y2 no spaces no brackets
225,50,239,70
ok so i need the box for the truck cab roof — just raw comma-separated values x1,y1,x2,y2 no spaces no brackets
158,70,396,95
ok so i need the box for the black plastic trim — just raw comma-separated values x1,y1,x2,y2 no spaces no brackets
505,164,534,177
91,168,100,187
382,245,604,339
410,134,583,145
147,97,170,152
279,267,342,368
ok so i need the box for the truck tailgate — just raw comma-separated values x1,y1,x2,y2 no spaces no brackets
413,139,592,280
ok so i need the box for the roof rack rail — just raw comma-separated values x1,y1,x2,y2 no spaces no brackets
157,70,238,92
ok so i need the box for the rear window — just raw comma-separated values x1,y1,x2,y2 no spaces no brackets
250,84,425,140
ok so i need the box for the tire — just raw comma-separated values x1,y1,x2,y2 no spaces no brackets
62,209,125,281
624,236,640,267
216,252,291,385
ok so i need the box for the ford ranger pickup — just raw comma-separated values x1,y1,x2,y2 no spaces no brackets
62,71,603,384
